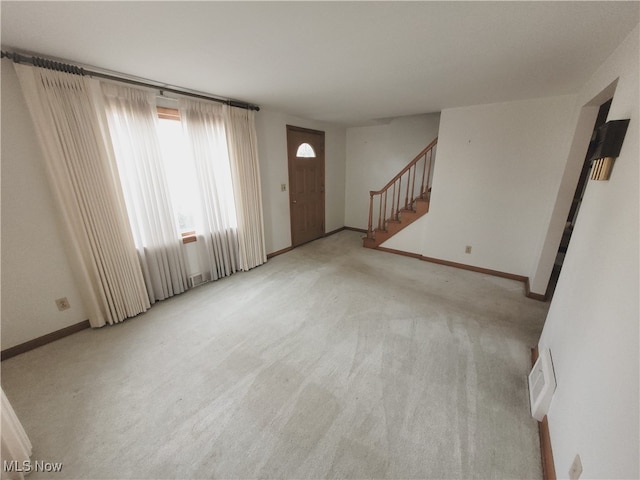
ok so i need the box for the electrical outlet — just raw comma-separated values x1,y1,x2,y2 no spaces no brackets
569,454,583,480
281,184,287,192
465,245,472,254
55,297,70,311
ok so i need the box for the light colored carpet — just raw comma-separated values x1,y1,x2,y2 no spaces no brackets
1,231,548,479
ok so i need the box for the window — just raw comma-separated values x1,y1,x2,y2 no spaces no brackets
296,142,316,158
153,106,237,241
155,108,204,234
101,85,247,291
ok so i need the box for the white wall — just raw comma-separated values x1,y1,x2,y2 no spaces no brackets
1,62,89,350
538,25,639,479
255,109,346,254
384,95,577,280
344,114,440,229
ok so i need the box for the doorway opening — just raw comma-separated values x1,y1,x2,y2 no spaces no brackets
286,125,325,247
547,98,612,298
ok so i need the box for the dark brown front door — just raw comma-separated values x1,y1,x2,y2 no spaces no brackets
287,125,325,247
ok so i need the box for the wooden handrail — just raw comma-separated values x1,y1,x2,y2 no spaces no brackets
367,137,438,240
369,137,438,196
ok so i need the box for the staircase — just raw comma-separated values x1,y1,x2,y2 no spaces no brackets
363,137,437,248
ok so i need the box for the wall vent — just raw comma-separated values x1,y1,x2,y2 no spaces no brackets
188,273,205,288
528,348,557,421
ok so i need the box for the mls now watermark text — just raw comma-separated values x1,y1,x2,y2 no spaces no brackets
3,460,63,473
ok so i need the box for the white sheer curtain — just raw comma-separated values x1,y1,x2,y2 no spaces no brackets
179,99,239,280
1,389,31,480
225,107,267,270
14,63,150,327
101,83,188,303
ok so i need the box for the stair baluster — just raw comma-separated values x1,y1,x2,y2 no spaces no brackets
404,167,410,210
396,177,402,220
420,158,425,197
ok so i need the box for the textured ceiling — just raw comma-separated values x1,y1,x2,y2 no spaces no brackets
2,1,638,125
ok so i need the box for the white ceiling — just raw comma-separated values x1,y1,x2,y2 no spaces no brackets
2,1,639,125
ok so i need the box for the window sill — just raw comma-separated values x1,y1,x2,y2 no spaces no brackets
181,231,197,244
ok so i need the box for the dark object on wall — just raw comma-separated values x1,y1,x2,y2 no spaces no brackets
588,119,630,180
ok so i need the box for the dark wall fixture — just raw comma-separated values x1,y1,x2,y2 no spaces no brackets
588,119,630,180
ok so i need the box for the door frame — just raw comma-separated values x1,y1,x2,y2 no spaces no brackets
286,125,325,247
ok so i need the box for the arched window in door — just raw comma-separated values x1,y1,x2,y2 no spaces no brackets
296,142,316,158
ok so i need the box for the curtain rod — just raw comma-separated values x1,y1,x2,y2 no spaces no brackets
1,50,260,112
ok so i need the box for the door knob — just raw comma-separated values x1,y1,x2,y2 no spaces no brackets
292,200,297,204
